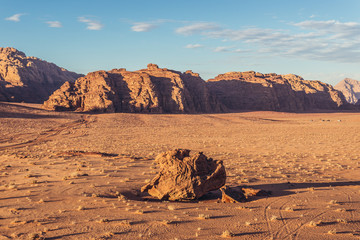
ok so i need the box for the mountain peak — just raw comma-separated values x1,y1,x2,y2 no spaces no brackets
335,78,360,104
147,63,159,70
0,47,27,58
0,47,83,103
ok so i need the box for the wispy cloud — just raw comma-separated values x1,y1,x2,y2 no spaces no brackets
46,21,62,28
214,46,233,52
176,20,360,63
234,49,251,53
294,20,360,39
5,13,24,22
78,17,103,30
185,44,203,49
175,22,219,35
131,22,157,32
129,19,173,32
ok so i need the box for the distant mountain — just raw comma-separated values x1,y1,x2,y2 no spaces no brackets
44,64,224,113
334,78,360,104
0,47,83,103
44,64,351,113
207,72,350,112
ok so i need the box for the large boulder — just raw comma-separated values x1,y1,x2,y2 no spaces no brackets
141,149,226,201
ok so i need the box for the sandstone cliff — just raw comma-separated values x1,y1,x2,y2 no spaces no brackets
207,71,349,112
0,47,82,103
44,65,351,113
43,64,223,113
334,78,360,104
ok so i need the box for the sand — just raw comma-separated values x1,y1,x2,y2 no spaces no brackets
0,102,360,239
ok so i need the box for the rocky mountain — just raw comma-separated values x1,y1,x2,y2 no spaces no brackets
207,71,349,112
44,64,351,113
334,78,360,104
43,64,223,113
0,47,82,103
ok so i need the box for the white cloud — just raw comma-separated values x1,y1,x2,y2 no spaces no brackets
234,49,251,53
175,22,219,35
78,17,103,30
46,21,62,28
294,20,360,39
214,46,233,52
5,13,24,22
175,19,360,63
185,44,203,49
131,22,157,32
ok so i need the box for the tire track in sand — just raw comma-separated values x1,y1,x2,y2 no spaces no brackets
273,201,293,240
0,115,95,151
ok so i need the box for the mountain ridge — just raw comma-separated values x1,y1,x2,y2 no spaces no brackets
207,71,349,112
0,47,83,103
44,64,352,113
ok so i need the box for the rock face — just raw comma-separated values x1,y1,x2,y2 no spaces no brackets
44,64,223,113
207,71,349,111
141,149,226,201
0,47,82,103
44,64,352,113
334,78,360,104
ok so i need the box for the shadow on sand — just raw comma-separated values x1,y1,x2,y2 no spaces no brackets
119,180,360,203
203,180,360,201
0,102,74,119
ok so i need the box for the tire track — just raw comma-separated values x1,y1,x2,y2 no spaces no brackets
274,201,293,240
0,115,95,151
0,132,34,144
339,188,358,234
264,198,280,239
290,210,330,240
342,189,355,221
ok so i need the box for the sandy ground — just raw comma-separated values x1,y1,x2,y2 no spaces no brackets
1,102,360,239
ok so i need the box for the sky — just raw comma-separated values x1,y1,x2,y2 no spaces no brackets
1,0,360,85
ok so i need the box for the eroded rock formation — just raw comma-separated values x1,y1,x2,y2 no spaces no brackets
335,78,360,104
44,64,223,113
207,71,349,112
0,47,82,103
44,64,352,113
141,149,226,201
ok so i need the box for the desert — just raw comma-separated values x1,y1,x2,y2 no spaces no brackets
2,1,360,239
1,102,360,239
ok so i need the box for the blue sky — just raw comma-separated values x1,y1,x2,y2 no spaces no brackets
1,0,360,85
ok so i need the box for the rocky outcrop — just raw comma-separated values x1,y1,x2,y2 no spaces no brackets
0,47,82,103
207,71,349,111
334,78,360,104
44,63,352,113
141,149,226,201
44,64,223,113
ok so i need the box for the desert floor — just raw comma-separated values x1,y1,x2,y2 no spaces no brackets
1,102,360,240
